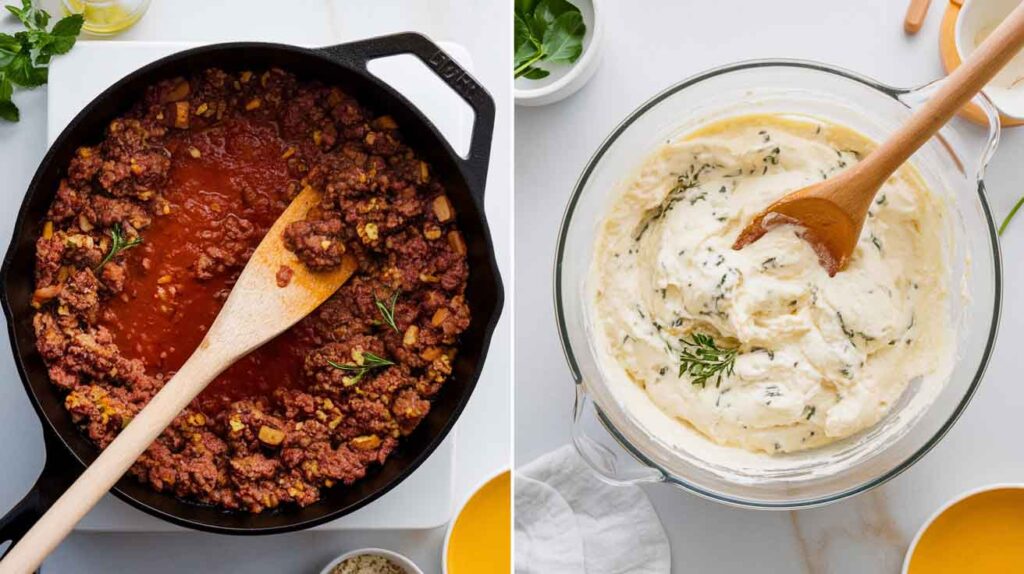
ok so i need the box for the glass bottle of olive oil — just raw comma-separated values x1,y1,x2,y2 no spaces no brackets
60,0,150,35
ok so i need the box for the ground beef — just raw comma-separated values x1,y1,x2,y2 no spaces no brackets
31,68,470,513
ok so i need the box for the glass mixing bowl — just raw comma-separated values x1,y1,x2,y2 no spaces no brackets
555,60,1002,509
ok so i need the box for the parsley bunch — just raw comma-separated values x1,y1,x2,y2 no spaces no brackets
0,0,83,122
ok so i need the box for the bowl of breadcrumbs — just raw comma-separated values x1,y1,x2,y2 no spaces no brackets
320,548,423,574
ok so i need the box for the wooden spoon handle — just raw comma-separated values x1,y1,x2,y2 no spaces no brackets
0,350,225,574
904,0,932,34
866,1,1024,181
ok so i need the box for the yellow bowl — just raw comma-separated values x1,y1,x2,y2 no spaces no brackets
903,484,1024,573
443,469,511,574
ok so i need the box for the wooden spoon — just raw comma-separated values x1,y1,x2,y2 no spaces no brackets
734,1,1024,276
904,0,932,35
0,187,357,574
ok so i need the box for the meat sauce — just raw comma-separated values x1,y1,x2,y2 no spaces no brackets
99,118,312,412
32,68,471,512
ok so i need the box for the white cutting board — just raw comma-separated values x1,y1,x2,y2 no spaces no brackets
47,40,473,531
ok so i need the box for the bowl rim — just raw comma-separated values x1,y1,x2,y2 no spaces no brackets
319,547,425,574
901,482,1024,573
513,0,604,103
552,58,1003,509
952,0,1024,120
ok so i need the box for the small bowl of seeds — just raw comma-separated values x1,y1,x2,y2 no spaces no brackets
320,548,423,574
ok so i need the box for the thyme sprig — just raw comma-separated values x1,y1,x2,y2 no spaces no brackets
678,333,738,389
95,223,141,270
328,352,395,386
375,290,400,333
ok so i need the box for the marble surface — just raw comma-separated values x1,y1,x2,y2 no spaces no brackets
0,1,510,572
514,0,1024,572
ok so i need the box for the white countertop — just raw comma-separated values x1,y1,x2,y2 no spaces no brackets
0,1,510,572
515,0,1024,571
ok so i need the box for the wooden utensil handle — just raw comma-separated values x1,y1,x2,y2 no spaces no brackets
904,0,932,34
0,348,227,574
867,1,1024,182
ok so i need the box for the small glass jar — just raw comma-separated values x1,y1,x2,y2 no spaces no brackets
60,0,151,36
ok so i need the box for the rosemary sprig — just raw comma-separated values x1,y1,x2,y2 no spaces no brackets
375,290,400,333
327,351,395,386
678,333,738,389
95,223,142,270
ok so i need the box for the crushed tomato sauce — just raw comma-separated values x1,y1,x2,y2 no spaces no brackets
31,68,471,512
99,117,310,412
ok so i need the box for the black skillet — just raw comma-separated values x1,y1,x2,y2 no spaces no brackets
0,33,502,547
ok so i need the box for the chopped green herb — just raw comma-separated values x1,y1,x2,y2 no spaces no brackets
803,405,816,420
870,233,883,254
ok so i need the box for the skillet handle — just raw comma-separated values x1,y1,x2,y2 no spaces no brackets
0,431,80,564
317,32,495,202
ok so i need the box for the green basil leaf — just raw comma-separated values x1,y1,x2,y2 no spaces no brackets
6,0,47,31
514,12,541,69
4,3,28,26
0,1,79,122
533,0,580,41
5,51,46,87
47,15,84,54
0,33,20,68
515,0,539,15
521,66,550,80
541,11,585,64
0,74,12,100
0,32,20,51
0,100,18,122
0,78,17,121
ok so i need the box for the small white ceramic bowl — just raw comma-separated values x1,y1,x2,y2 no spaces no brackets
955,0,1024,119
320,548,424,574
514,0,604,107
901,483,1024,573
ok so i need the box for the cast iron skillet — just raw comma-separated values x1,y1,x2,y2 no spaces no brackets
0,33,502,547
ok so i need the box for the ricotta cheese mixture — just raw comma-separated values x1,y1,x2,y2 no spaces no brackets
589,115,952,454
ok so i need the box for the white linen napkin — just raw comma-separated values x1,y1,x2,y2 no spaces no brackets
514,445,671,574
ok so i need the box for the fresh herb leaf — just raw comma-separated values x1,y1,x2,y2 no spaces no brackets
0,2,82,123
0,99,16,121
5,49,45,87
375,290,400,333
6,0,48,31
521,66,549,79
542,11,584,63
531,0,577,39
1000,194,1024,236
327,352,395,386
677,333,738,389
513,0,586,79
0,74,16,121
514,10,540,67
95,223,142,270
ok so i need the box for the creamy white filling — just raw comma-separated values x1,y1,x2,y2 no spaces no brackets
589,115,951,454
